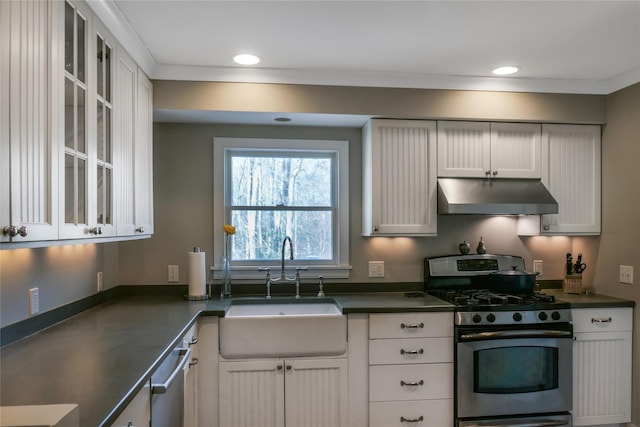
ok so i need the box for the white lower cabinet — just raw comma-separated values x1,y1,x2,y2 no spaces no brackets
110,380,151,427
571,307,633,426
219,357,348,427
368,312,454,427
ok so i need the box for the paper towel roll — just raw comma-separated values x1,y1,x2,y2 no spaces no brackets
188,250,206,297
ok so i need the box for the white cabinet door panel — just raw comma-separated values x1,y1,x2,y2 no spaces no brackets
363,119,437,236
437,121,490,177
218,360,285,427
369,337,453,365
369,363,453,402
285,358,349,427
369,399,453,427
369,312,453,339
3,0,60,242
490,122,541,178
541,124,601,234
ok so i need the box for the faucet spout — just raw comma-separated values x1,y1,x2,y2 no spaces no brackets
280,236,294,280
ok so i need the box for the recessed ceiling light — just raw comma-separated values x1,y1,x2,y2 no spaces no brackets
233,54,260,66
492,66,520,76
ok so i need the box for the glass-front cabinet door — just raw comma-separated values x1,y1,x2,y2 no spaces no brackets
61,0,89,239
61,0,115,238
94,22,115,236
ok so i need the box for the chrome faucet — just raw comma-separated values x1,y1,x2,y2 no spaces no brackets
277,236,295,282
260,236,306,298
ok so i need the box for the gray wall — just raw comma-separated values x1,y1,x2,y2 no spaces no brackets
118,122,585,288
0,243,120,326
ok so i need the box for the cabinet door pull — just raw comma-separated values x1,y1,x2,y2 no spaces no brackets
591,317,612,324
401,322,424,329
3,226,28,237
400,380,424,387
135,226,145,233
189,358,199,366
400,348,424,355
400,416,424,423
188,336,198,346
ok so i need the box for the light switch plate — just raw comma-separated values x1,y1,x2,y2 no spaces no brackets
533,260,543,277
168,265,179,282
619,265,634,284
368,261,384,278
29,287,40,315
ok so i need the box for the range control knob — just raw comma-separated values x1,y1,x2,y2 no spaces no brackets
513,312,523,322
538,312,548,321
551,311,561,321
486,313,496,323
472,314,482,323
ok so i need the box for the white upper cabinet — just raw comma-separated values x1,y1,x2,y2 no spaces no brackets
362,119,438,236
438,121,542,179
540,124,601,235
114,47,154,236
134,69,154,235
1,0,61,243
2,0,153,245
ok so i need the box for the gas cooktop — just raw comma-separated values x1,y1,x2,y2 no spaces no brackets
424,254,571,326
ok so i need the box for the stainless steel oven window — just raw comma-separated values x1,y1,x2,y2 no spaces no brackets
474,345,558,394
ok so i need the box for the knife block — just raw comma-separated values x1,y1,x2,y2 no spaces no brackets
563,274,583,294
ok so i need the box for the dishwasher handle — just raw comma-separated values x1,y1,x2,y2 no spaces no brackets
151,347,191,394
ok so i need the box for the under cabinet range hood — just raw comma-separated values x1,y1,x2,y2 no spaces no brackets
437,178,559,215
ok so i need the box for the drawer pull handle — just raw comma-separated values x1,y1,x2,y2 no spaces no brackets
591,317,612,324
400,348,424,355
189,358,199,367
400,416,424,423
400,380,424,387
401,322,424,329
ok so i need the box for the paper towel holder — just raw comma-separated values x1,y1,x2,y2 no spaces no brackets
184,246,211,301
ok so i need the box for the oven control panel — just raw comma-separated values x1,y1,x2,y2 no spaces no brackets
456,308,572,325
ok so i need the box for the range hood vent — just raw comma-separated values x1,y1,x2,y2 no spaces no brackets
437,178,559,215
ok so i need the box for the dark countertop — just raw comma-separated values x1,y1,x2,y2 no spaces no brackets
0,291,452,426
547,289,636,308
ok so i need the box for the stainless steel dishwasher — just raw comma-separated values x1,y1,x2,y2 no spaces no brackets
150,346,191,427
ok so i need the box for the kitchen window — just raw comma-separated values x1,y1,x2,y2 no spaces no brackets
213,137,350,279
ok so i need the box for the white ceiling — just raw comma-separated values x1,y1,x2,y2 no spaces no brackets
92,1,640,124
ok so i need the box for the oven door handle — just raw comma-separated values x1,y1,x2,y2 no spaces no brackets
463,421,570,427
459,329,572,341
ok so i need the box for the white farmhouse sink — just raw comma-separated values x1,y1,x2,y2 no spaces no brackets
219,299,347,359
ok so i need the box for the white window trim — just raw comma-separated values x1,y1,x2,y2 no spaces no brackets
212,137,351,280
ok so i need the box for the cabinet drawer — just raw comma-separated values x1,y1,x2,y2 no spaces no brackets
369,364,453,401
369,312,453,339
369,337,453,365
369,399,453,427
572,307,632,333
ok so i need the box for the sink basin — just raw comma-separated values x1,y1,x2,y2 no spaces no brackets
225,302,342,317
219,299,347,359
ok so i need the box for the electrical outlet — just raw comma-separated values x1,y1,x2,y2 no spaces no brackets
368,261,384,278
97,272,104,292
29,287,40,315
168,265,179,282
619,265,634,285
533,260,543,277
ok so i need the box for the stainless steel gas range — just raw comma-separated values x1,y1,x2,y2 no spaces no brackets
425,254,573,427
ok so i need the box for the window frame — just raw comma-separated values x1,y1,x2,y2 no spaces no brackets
213,137,351,280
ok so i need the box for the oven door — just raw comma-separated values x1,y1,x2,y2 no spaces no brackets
456,325,573,419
